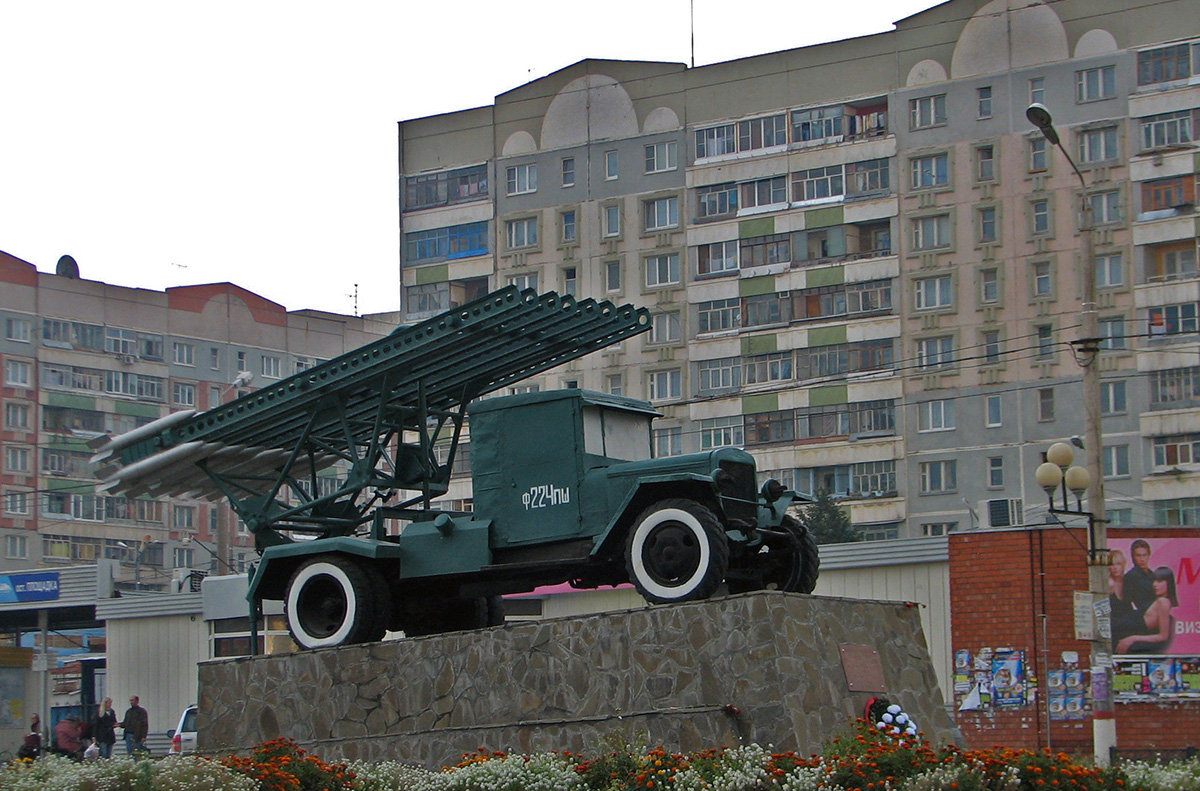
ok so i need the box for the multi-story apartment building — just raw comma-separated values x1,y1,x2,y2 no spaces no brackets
398,0,1200,539
0,251,393,587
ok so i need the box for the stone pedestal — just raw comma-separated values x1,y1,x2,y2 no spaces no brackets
200,592,954,766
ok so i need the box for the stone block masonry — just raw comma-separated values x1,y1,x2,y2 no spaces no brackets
199,592,956,766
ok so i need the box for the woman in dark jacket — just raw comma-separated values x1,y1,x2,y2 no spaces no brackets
91,697,118,758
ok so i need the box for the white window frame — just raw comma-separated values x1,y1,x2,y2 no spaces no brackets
261,355,281,379
5,318,31,342
919,399,955,432
506,217,539,249
173,342,194,366
645,196,679,232
911,215,950,251
505,163,537,195
604,150,619,180
644,141,677,174
910,153,949,189
1078,127,1118,163
909,94,946,129
647,369,682,402
1076,65,1116,103
914,275,953,310
919,460,957,494
4,360,31,387
648,312,681,345
603,205,621,238
917,336,954,369
645,253,681,288
986,394,1002,427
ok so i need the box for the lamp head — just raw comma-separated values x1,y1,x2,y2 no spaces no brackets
1064,465,1091,498
1025,103,1060,146
1046,441,1074,468
1036,461,1063,495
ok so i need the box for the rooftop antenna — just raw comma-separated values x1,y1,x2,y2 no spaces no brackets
690,0,695,68
349,283,359,316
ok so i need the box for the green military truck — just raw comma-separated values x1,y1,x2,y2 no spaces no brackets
93,287,817,649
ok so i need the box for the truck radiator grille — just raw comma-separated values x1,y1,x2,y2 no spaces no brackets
719,459,757,522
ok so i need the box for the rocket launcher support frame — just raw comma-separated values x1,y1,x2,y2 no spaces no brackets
92,287,650,548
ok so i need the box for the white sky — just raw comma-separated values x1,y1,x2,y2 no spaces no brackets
0,1,939,317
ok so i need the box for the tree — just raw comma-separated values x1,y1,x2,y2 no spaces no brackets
797,488,861,545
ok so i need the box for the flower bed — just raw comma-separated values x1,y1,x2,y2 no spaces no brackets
3,720,1198,791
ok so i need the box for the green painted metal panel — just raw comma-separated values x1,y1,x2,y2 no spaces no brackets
44,478,80,492
739,276,777,297
114,401,161,418
742,393,779,414
47,392,96,410
742,335,778,356
739,217,775,239
807,326,847,348
415,264,449,285
47,436,92,452
394,518,492,578
809,385,848,407
806,266,845,287
805,205,844,229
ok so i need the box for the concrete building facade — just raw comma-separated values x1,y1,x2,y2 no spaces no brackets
398,0,1200,540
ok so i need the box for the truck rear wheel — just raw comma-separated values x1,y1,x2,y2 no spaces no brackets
285,556,386,649
771,515,820,594
400,595,504,637
626,499,729,603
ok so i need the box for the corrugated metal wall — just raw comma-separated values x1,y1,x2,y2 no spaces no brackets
105,614,208,752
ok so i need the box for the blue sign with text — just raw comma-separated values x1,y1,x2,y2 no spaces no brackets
0,572,61,603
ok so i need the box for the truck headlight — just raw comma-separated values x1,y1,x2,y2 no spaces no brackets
760,478,785,503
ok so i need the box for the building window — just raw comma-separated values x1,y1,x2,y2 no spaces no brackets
1088,191,1121,225
604,150,619,180
793,166,844,202
645,253,680,287
1104,445,1131,478
922,522,957,537
1032,261,1052,298
1146,241,1197,282
506,163,537,195
561,157,575,187
1038,388,1055,421
910,154,949,189
260,355,281,379
1095,253,1123,288
1078,127,1118,163
559,210,577,244
603,205,621,238
1029,137,1048,172
1076,66,1115,102
1139,110,1195,150
404,164,489,210
173,505,196,530
173,342,194,366
917,336,954,369
506,218,538,249
645,141,677,173
1031,199,1051,235
404,222,489,264
1155,498,1200,525
976,145,995,182
3,492,30,516
911,215,951,251
919,399,955,432
560,267,577,297
1148,303,1199,337
648,312,681,345
407,282,449,315
1151,366,1200,406
1137,43,1193,85
647,370,681,401
5,534,27,557
695,114,788,157
644,196,679,231
988,457,1004,488
914,275,953,310
605,261,621,293
977,206,998,243
4,360,31,387
172,382,196,407
919,460,957,494
4,446,30,473
1029,77,1045,105
983,330,1002,364
909,94,946,129
745,351,793,384
739,234,791,269
652,426,683,457
699,415,743,449
1153,433,1200,468
1101,380,1127,414
1142,176,1196,212
604,374,623,396
980,268,999,304
1099,317,1126,350
986,394,1002,427
697,357,741,392
4,402,30,429
977,86,993,118
5,319,30,342
697,240,738,276
1036,324,1054,357
508,273,539,292
698,298,740,333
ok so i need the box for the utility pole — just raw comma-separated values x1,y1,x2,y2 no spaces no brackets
1026,103,1113,766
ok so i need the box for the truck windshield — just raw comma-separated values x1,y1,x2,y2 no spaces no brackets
583,406,651,461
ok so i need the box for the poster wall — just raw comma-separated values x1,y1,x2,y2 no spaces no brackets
1107,537,1200,656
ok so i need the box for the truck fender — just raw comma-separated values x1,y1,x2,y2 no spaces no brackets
591,475,723,561
247,536,403,603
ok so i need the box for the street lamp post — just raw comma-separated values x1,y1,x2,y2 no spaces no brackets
1027,102,1114,766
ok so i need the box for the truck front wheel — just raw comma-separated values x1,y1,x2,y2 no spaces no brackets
626,499,729,603
285,556,386,649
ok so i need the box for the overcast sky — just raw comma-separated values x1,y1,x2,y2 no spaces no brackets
0,1,939,317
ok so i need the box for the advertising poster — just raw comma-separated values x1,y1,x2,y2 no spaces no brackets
1107,537,1200,656
991,650,1026,708
1112,657,1200,701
